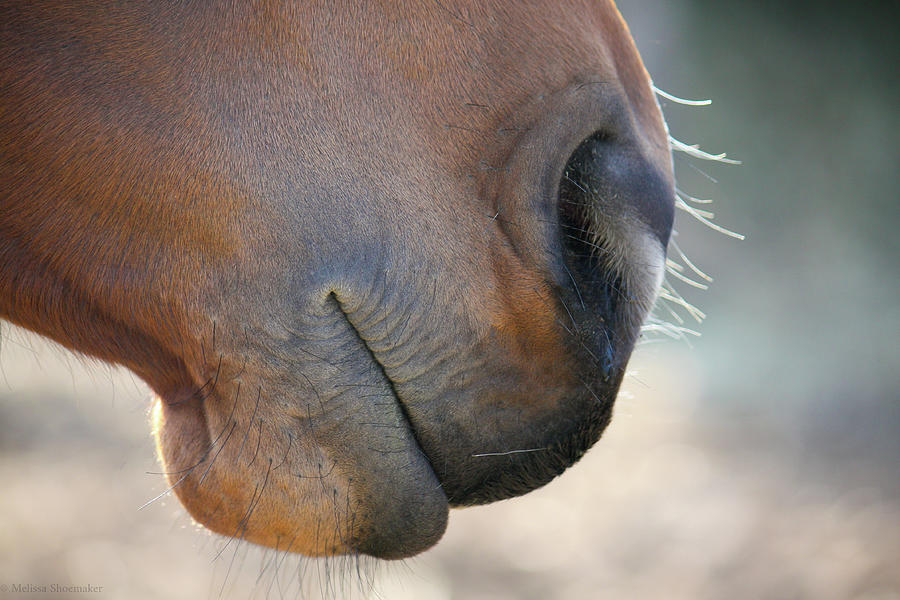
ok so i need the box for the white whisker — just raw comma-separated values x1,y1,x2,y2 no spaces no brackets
653,86,712,106
666,260,709,289
670,239,713,282
675,187,714,204
676,197,746,240
670,136,741,164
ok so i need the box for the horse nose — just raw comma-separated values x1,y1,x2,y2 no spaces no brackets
421,125,675,509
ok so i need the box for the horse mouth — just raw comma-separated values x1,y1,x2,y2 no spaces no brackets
329,292,440,491
154,206,661,561
334,286,615,504
327,256,638,511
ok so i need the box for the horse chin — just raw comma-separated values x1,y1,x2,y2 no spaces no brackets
150,371,450,559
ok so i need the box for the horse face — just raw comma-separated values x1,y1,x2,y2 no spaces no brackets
1,1,673,558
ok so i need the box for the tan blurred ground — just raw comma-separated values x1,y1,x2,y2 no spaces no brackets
1,327,897,600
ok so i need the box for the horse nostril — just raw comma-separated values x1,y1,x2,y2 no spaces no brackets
558,131,627,288
558,133,610,281
557,132,624,382
555,124,673,385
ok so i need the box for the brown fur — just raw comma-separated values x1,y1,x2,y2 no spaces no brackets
1,1,673,558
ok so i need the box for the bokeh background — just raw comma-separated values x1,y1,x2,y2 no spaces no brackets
1,1,897,598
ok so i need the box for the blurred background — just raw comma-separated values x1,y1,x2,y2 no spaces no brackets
1,1,897,598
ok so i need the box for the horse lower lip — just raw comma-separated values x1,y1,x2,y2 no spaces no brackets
314,297,450,557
